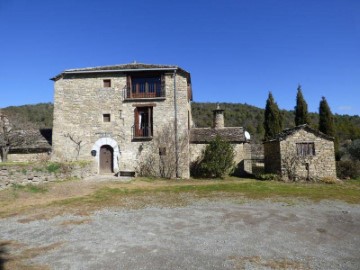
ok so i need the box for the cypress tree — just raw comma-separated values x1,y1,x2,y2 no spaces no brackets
294,85,309,126
319,96,335,137
264,92,283,140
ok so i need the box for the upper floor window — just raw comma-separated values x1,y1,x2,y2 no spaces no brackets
132,106,153,139
296,142,315,157
103,79,111,88
126,74,164,99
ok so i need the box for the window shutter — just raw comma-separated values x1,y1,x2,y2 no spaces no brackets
134,107,139,136
127,75,132,98
161,74,165,97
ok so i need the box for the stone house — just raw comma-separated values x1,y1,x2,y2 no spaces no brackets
263,125,336,180
190,105,252,175
51,63,252,178
51,63,193,178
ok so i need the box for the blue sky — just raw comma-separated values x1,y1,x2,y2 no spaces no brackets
0,0,359,115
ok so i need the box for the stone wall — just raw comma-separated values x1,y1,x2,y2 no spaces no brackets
0,162,95,190
52,71,191,178
264,141,281,174
280,129,336,180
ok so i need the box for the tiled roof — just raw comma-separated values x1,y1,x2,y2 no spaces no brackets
264,124,334,142
51,63,190,81
190,127,246,143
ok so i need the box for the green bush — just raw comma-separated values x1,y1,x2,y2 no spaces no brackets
191,135,235,178
255,173,280,181
46,162,61,173
336,160,360,179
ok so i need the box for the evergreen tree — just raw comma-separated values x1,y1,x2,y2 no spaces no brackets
264,92,283,140
319,96,335,137
294,85,309,126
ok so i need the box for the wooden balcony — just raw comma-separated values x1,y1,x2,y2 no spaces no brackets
124,86,165,100
131,124,153,141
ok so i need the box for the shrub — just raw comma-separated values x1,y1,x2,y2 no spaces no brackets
255,173,280,181
320,176,339,184
336,160,360,179
46,162,61,173
191,135,235,178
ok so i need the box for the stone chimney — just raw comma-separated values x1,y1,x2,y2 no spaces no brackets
213,104,224,129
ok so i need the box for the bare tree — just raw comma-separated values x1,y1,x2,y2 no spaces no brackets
136,126,189,178
281,151,312,181
63,132,85,160
0,111,37,162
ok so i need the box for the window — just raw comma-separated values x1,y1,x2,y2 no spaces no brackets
133,107,153,138
126,74,164,98
103,79,111,88
296,142,315,157
103,114,111,122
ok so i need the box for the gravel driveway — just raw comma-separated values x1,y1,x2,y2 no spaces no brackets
1,199,359,269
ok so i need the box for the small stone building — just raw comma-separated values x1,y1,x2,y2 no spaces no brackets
190,106,252,175
264,125,336,180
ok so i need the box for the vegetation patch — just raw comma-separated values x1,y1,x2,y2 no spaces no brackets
0,178,359,219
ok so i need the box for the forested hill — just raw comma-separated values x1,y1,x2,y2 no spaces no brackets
192,102,360,142
2,102,360,143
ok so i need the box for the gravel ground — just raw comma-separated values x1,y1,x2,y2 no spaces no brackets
1,199,359,270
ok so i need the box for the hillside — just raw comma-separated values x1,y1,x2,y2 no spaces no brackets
192,102,360,143
2,102,360,143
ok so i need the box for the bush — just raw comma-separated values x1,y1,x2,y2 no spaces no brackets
336,160,360,179
255,173,280,181
191,135,235,178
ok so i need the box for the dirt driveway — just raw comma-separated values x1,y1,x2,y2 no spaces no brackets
1,198,359,270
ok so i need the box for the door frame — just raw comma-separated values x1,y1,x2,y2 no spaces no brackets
91,137,120,174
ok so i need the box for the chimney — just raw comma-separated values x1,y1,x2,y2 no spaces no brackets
213,104,224,129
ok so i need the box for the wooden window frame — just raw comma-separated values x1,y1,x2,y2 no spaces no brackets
103,79,111,88
296,142,315,157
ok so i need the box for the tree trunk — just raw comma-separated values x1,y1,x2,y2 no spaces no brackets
1,146,9,162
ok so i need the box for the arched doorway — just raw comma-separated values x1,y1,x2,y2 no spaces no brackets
100,145,114,174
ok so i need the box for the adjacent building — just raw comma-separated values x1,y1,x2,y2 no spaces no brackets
264,125,336,180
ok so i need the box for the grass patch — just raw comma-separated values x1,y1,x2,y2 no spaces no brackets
1,178,359,219
11,183,48,194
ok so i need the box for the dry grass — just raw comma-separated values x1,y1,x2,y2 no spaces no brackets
0,177,359,221
0,240,63,270
229,255,310,270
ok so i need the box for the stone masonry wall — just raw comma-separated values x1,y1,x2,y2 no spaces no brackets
52,71,191,178
279,130,336,180
0,162,95,190
264,141,282,174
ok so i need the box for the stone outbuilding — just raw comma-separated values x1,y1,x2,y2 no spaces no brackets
190,105,252,176
263,124,336,180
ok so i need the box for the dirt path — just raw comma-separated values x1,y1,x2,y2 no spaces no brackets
1,199,359,270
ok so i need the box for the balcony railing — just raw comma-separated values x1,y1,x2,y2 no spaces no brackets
124,86,165,99
132,124,153,140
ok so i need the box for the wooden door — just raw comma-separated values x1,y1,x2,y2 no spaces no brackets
100,145,113,174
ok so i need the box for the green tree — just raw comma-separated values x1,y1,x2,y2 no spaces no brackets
319,96,335,137
193,135,235,178
264,92,283,140
294,85,309,126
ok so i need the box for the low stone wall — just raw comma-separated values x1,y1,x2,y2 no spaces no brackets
0,161,96,190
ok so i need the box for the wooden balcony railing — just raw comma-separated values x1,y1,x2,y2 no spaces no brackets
132,124,152,140
124,87,165,99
